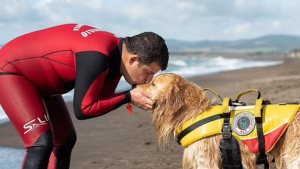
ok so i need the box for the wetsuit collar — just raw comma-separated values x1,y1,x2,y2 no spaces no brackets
118,38,123,55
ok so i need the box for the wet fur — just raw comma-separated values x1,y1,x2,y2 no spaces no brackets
138,73,300,169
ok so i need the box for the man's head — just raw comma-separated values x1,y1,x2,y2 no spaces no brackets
120,32,169,85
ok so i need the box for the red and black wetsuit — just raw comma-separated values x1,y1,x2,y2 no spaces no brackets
0,24,130,169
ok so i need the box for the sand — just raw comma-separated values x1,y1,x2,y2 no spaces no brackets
1,57,300,169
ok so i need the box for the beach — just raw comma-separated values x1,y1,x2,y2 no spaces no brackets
1,57,299,169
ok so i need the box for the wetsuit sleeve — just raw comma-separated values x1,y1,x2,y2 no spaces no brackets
73,51,131,120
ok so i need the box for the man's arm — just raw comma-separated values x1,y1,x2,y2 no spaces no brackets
73,51,131,120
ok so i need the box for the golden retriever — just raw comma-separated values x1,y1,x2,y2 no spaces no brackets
137,73,300,169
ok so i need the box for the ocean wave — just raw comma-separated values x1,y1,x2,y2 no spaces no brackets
169,59,188,67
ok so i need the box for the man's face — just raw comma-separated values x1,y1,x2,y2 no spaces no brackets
126,59,161,85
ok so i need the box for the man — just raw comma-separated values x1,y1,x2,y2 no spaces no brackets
0,24,169,169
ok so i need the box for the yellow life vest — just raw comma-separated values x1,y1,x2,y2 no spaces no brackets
176,89,300,153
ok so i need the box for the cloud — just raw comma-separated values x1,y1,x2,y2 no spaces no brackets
272,21,281,28
0,0,300,44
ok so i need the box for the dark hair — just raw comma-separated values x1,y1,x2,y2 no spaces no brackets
124,32,169,70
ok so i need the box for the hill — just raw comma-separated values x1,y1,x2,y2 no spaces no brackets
166,35,300,54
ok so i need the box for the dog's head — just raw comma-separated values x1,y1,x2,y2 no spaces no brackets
138,73,187,115
137,73,211,145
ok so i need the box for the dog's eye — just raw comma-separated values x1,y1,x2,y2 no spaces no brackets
152,82,155,87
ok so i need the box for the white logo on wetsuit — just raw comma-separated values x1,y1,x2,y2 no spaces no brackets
73,24,84,31
23,115,49,135
81,28,100,37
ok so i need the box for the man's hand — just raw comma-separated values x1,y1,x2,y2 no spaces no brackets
130,88,155,111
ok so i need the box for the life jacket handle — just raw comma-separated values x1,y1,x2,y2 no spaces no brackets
235,89,261,102
203,88,223,102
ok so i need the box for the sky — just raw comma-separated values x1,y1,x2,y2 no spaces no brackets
0,0,300,44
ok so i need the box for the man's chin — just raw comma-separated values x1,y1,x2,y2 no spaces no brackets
136,81,146,85
129,80,143,85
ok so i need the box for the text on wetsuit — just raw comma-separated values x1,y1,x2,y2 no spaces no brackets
81,29,100,37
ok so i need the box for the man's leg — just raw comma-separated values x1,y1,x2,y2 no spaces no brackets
0,75,54,169
44,95,77,169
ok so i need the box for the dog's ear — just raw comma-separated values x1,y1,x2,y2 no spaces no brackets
164,76,186,115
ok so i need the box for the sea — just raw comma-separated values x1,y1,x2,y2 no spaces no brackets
0,56,282,168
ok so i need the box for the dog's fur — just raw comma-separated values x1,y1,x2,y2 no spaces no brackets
138,73,300,169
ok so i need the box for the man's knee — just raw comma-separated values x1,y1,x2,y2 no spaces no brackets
59,129,77,150
23,130,54,169
50,129,77,169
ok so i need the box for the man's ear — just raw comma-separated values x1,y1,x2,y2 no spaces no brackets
129,55,139,65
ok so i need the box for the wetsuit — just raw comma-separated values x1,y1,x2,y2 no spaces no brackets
0,24,131,169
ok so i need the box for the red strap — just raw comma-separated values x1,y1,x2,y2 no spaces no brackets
127,103,133,114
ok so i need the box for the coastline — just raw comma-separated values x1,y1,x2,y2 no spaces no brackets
1,57,299,169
